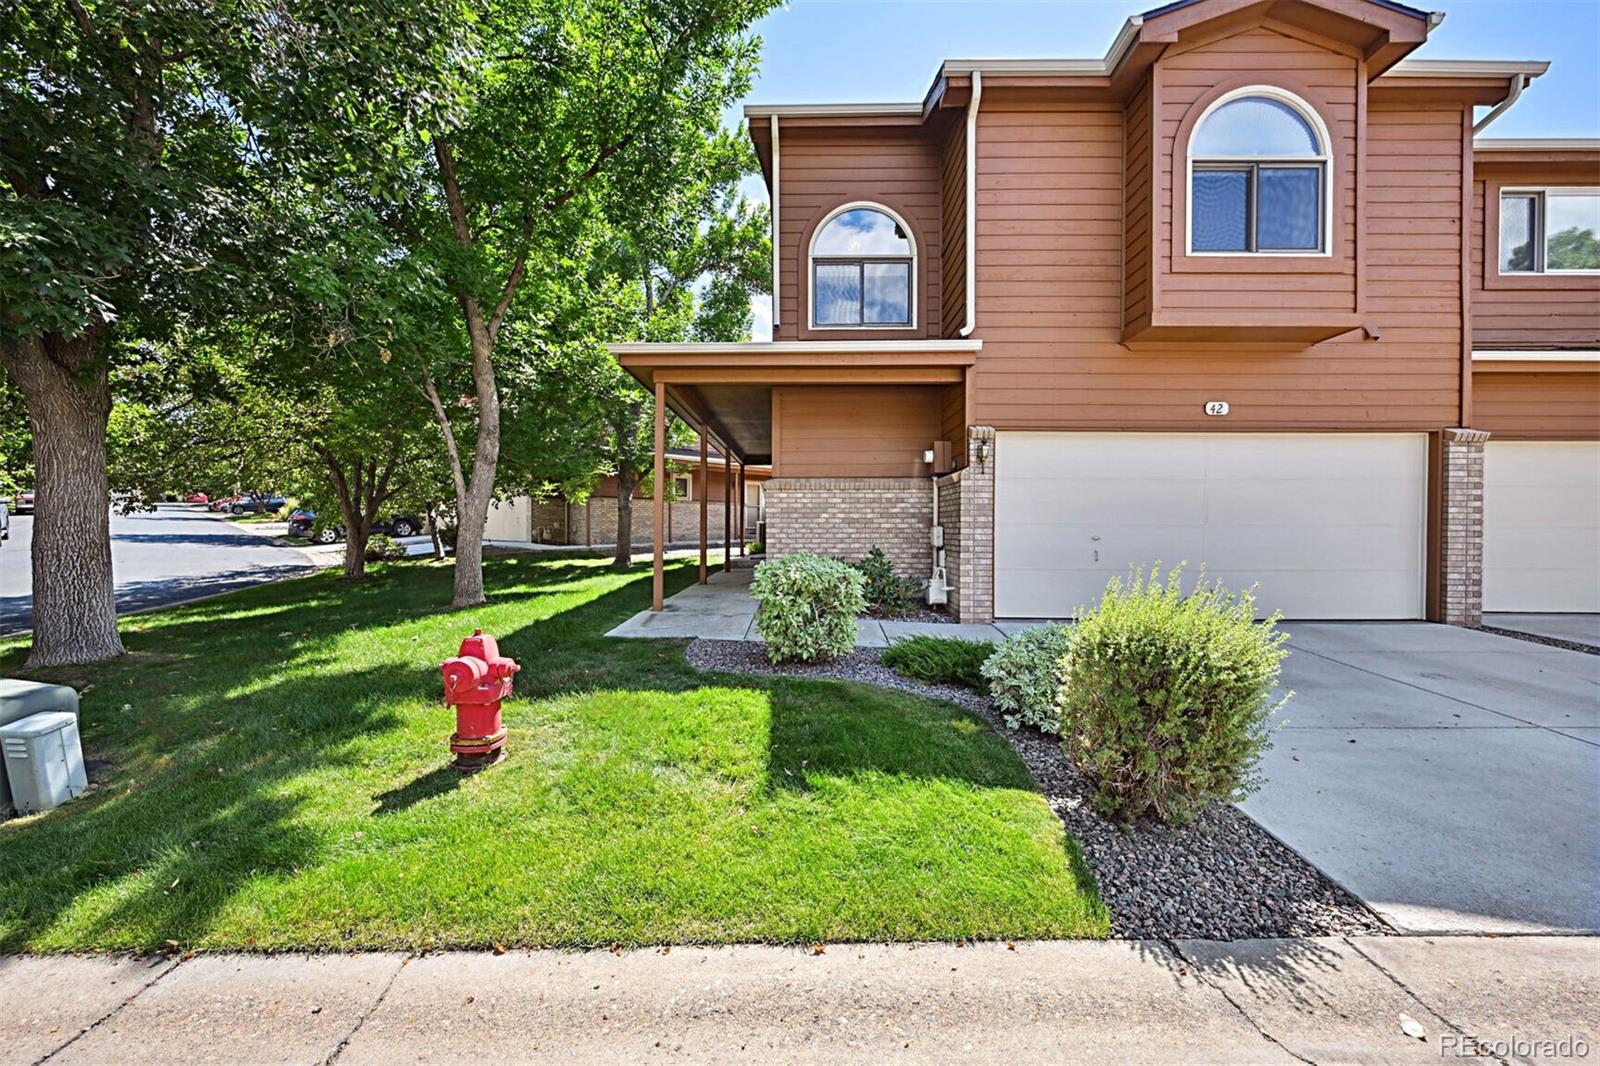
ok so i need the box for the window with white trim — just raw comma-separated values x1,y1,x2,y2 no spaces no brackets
1188,89,1330,255
672,473,692,501
809,204,914,327
1499,188,1600,274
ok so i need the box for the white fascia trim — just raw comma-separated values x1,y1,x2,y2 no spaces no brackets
1472,350,1600,362
960,71,982,338
769,114,780,330
743,102,923,118
609,340,983,356
1383,59,1549,78
1475,138,1600,152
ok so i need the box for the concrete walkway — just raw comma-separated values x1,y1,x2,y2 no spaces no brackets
607,569,1020,645
5,936,1594,1064
1485,612,1600,647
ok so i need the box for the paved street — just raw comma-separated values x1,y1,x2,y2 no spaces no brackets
0,504,319,636
3,936,1594,1065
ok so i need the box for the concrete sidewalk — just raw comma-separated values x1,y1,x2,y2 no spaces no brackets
5,936,1593,1064
607,569,1018,645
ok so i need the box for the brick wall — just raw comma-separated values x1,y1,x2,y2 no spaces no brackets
1440,427,1488,626
764,478,934,579
945,426,995,622
567,497,727,548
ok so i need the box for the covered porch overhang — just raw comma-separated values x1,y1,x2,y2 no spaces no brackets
607,340,983,610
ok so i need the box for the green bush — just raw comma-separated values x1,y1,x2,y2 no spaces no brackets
981,624,1073,734
751,553,867,663
364,533,403,562
1058,566,1290,825
851,546,921,618
882,635,992,690
747,539,764,555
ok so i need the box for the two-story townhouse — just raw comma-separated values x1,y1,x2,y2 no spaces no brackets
1468,139,1600,613
615,0,1597,625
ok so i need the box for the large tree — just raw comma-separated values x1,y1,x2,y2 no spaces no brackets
368,0,774,608
0,0,468,664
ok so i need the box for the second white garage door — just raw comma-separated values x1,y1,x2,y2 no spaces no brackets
1483,440,1600,613
994,432,1427,619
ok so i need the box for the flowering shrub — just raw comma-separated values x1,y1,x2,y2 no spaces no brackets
751,553,867,663
1059,566,1290,825
981,624,1073,734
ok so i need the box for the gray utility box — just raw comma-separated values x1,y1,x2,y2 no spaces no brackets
1,711,87,814
0,679,80,814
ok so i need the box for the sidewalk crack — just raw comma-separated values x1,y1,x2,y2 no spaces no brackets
34,953,185,1066
1162,939,1318,1066
324,954,411,1065
1342,938,1511,1066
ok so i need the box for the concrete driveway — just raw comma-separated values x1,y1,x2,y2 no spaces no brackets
1243,622,1599,935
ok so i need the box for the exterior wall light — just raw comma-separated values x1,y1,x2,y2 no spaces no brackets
976,439,991,466
922,448,935,465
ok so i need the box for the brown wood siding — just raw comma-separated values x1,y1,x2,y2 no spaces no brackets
773,385,941,477
939,382,964,452
1470,158,1600,350
1154,27,1359,314
969,89,1464,430
1123,77,1153,329
776,129,943,341
941,119,967,338
1473,370,1600,440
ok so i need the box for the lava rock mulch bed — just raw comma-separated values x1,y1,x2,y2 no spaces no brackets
686,638,1389,941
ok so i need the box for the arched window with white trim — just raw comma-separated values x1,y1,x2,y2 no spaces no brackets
809,203,915,327
1188,88,1330,255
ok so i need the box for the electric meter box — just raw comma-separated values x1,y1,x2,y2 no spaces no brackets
1,710,87,815
0,680,79,814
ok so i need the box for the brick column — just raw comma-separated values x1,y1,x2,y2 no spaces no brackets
1440,427,1489,627
954,425,996,623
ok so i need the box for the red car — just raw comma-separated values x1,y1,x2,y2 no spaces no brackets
12,490,33,515
185,492,209,504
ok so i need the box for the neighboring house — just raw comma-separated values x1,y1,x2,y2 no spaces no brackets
615,0,1599,623
485,449,769,547
1469,139,1600,612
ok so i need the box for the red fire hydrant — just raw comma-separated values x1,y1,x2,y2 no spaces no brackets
441,629,519,771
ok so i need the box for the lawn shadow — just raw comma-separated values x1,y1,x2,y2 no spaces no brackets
373,765,463,816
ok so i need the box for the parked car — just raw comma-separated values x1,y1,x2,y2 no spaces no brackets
287,508,424,543
13,490,34,514
1,500,8,541
185,492,210,504
208,494,241,512
227,495,287,516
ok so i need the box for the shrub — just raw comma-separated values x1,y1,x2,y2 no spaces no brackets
751,553,867,663
851,546,922,618
747,539,764,555
1058,566,1290,825
365,533,404,562
981,624,1073,734
882,635,993,690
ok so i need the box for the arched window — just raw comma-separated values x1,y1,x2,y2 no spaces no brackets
810,204,915,327
1188,88,1330,255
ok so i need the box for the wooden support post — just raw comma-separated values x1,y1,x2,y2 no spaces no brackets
698,426,709,584
585,497,591,548
652,381,665,611
737,460,746,556
723,450,732,572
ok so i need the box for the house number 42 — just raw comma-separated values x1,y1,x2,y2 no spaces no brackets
1204,401,1230,416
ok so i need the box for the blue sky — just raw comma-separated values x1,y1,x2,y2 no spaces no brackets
734,0,1599,337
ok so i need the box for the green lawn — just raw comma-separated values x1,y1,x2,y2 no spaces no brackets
0,556,1106,952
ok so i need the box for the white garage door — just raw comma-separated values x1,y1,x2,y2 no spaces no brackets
1484,441,1600,613
994,432,1427,619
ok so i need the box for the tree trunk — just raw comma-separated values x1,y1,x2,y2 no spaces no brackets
426,502,445,560
612,468,637,570
341,525,368,579
2,335,124,666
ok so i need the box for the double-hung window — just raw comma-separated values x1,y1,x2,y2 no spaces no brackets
810,205,915,328
1188,89,1330,255
1499,188,1600,274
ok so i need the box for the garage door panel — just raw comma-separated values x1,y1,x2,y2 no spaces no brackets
995,432,1426,620
1202,478,1421,527
1484,441,1600,612
1200,524,1423,572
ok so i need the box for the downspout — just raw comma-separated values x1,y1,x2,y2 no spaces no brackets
959,71,982,337
1473,72,1529,136
770,114,781,331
